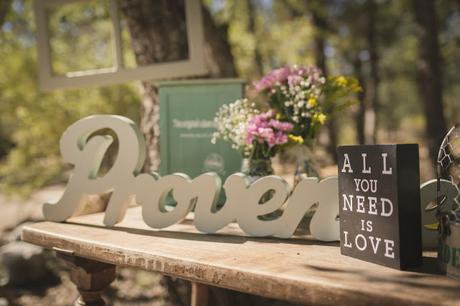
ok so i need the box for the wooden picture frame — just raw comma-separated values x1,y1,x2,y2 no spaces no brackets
34,0,207,91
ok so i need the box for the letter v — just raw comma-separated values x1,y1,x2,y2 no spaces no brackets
369,236,381,254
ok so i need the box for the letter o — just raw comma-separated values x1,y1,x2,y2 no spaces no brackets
355,234,367,251
360,179,369,192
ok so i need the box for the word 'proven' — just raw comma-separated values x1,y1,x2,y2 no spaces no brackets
43,115,340,241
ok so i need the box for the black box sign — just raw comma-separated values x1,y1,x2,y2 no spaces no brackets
337,144,422,270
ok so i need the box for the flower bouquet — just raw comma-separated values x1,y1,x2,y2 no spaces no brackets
212,99,295,177
253,65,361,181
212,64,361,180
253,65,361,145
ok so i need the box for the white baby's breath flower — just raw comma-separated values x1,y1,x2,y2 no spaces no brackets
211,98,258,157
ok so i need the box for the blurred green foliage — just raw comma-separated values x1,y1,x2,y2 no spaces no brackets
0,1,140,196
48,0,114,75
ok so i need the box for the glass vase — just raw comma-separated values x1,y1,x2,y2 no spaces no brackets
241,157,274,183
292,145,320,225
293,145,319,185
241,157,277,219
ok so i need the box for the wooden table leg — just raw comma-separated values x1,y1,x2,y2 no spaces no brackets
191,282,209,306
56,251,116,306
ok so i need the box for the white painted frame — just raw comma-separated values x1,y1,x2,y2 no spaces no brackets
34,0,207,91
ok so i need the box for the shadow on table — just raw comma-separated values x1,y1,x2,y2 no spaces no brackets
302,255,459,295
67,217,339,248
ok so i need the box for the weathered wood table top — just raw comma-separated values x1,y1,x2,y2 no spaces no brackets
22,206,460,306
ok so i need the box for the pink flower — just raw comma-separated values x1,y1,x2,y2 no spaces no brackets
287,75,303,87
253,65,324,93
253,66,291,92
274,131,288,145
246,111,293,148
268,119,293,132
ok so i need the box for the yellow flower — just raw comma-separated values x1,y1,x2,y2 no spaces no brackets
307,97,317,108
335,76,348,87
313,113,327,125
288,134,304,144
275,113,282,120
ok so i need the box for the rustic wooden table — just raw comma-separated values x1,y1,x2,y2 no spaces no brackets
22,206,460,306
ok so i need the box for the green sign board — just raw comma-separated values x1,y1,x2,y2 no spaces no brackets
159,79,245,183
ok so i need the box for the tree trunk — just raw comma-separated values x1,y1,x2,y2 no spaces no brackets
0,0,13,159
364,0,379,144
246,0,264,76
311,10,328,76
120,0,188,171
120,2,236,304
413,0,447,164
0,0,11,28
201,3,237,78
120,0,236,171
353,56,367,145
309,1,338,162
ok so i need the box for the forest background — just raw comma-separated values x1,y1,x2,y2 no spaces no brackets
0,0,459,197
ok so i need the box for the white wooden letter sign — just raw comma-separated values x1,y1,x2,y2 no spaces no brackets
44,115,340,241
